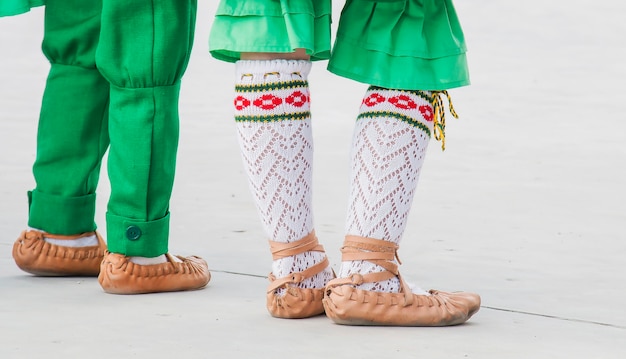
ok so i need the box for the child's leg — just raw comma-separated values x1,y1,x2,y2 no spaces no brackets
234,53,333,318
96,0,194,259
13,0,109,277
95,0,210,294
210,0,333,317
323,86,480,326
322,0,480,326
341,87,434,295
29,0,109,237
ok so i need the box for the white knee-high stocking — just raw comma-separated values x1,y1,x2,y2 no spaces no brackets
342,87,436,294
234,60,333,291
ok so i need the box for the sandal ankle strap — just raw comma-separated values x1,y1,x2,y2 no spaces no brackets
267,231,330,293
327,235,415,306
268,231,324,260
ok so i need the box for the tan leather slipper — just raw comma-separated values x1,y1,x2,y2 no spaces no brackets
98,251,210,294
323,236,480,326
266,231,333,318
12,230,106,276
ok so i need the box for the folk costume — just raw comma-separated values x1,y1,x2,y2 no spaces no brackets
6,0,210,293
0,0,43,17
209,0,480,325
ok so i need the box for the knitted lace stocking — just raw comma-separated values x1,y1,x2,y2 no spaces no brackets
234,60,333,292
342,86,435,295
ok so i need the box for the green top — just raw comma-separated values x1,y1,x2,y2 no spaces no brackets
0,0,44,17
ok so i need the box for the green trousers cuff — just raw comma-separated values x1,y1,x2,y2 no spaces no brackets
28,190,97,235
106,212,170,257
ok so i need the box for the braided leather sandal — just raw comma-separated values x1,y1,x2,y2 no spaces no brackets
266,231,333,319
323,235,481,326
12,230,106,276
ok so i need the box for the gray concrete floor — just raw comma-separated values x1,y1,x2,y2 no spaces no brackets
1,1,625,358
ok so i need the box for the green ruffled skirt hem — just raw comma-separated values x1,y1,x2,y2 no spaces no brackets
328,0,469,90
209,0,470,90
0,0,44,17
328,42,469,90
209,0,332,62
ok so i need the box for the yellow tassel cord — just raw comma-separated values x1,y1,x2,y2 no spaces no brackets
431,90,459,151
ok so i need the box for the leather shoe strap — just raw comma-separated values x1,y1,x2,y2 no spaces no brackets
267,256,329,293
266,231,330,293
268,231,324,260
333,235,415,306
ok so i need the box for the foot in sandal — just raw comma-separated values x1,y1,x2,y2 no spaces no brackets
323,236,480,326
266,231,334,318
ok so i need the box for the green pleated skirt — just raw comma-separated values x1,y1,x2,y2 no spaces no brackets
209,0,470,90
0,0,44,17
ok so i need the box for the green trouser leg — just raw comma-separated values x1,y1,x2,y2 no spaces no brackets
96,0,197,257
28,0,110,235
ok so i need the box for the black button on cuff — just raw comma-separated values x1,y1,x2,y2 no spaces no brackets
125,225,142,241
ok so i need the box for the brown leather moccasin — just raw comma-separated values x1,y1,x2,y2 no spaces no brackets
98,251,211,294
267,274,326,319
266,231,334,318
324,280,481,326
323,236,481,326
12,230,106,276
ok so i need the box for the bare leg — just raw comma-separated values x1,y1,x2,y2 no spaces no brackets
240,48,309,61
